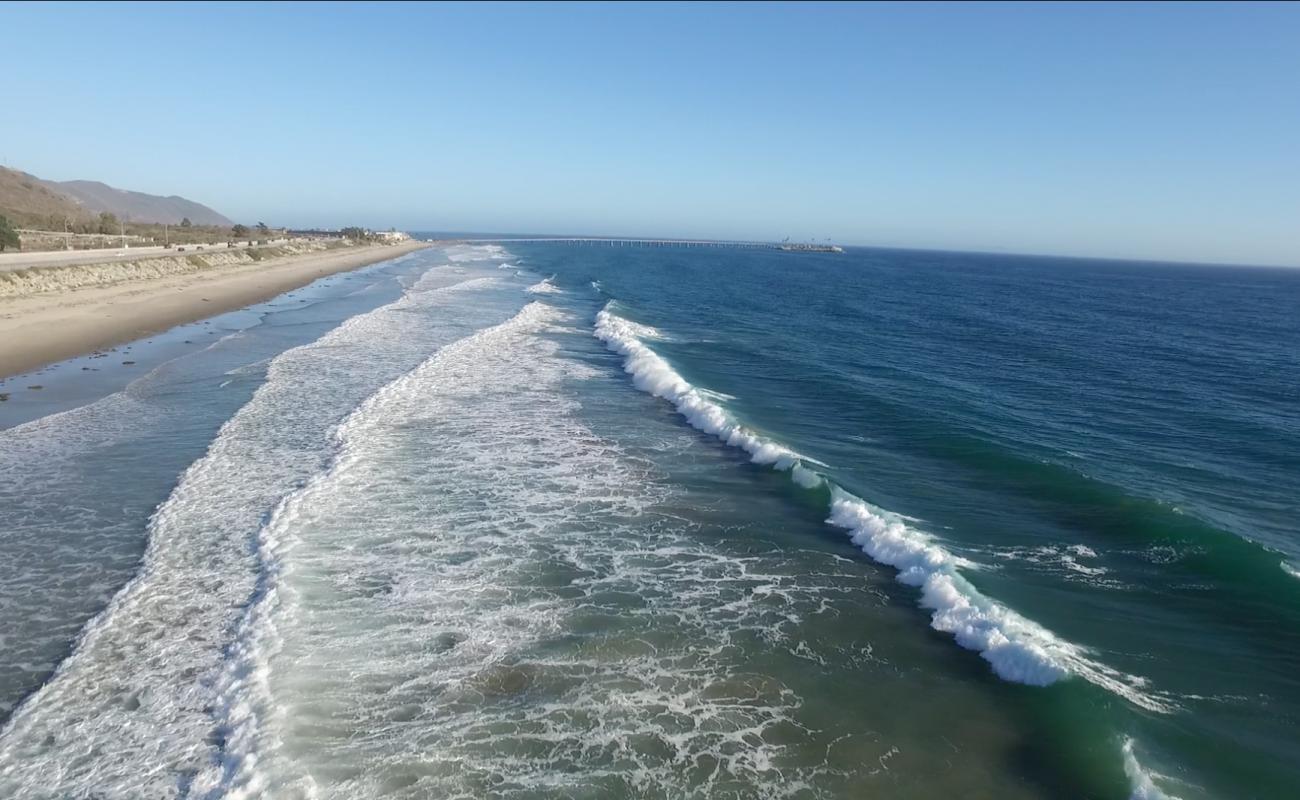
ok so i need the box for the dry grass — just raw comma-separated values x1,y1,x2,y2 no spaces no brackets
0,166,88,229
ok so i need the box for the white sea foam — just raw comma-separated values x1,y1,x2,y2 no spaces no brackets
826,494,1164,705
191,300,849,798
594,307,821,474
0,261,520,798
1282,560,1300,581
1123,738,1184,800
448,243,509,262
697,387,739,401
0,321,302,716
192,301,572,798
594,302,1172,713
526,276,562,294
980,544,1116,585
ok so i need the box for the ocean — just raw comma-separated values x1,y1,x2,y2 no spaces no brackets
0,241,1297,799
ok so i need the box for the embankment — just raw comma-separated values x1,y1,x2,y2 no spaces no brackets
0,239,429,379
1,241,349,299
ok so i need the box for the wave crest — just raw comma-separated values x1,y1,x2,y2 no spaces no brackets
1123,738,1184,800
594,302,1172,712
526,277,562,294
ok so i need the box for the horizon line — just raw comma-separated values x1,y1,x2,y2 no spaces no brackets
404,229,1300,271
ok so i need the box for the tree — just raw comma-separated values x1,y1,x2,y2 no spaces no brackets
340,226,368,241
98,212,118,235
0,215,19,252
231,224,249,238
256,221,269,234
180,217,192,228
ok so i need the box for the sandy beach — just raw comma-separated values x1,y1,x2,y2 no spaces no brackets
0,239,429,379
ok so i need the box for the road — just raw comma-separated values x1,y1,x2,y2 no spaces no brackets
0,240,283,273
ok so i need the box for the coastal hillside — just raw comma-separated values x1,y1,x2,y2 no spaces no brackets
0,167,87,228
0,165,232,228
44,179,233,226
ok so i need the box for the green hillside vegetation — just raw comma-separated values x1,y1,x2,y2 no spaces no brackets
0,215,20,252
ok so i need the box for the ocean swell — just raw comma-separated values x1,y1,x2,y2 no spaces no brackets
594,302,1171,712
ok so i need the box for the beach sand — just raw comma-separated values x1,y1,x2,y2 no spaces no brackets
0,240,429,379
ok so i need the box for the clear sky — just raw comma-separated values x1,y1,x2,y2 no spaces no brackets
2,1,1297,265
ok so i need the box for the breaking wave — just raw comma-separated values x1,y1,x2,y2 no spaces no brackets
0,253,521,798
192,301,569,797
526,276,562,294
1123,738,1183,800
594,302,1172,713
190,299,852,797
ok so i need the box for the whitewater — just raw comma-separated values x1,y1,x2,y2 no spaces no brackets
0,250,519,796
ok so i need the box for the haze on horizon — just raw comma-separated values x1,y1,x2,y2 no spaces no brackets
2,1,1297,267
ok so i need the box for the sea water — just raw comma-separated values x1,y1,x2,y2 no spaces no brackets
0,242,1297,798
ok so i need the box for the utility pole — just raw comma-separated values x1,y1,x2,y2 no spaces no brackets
120,218,126,249
164,223,168,247
64,218,71,251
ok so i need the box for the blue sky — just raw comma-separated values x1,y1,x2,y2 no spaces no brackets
2,1,1298,265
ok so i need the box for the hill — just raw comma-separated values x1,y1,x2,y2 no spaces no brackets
0,165,233,228
42,179,233,226
0,167,88,228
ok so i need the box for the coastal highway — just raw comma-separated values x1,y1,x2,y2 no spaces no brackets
0,240,276,273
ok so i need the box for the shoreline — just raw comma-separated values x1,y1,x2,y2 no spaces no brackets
0,239,429,380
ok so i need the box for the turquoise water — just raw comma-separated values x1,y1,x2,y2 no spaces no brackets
0,242,1296,798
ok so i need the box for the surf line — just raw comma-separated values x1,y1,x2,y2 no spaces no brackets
594,302,1173,715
